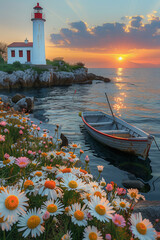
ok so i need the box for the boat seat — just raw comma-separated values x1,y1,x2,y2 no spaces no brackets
101,130,131,138
89,122,113,126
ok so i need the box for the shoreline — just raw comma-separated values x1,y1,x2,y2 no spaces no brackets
0,68,111,89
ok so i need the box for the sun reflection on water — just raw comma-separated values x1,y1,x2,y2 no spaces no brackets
113,68,127,116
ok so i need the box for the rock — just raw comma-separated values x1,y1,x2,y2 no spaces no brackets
15,97,34,113
122,179,145,190
87,73,97,80
60,133,68,147
12,94,25,103
134,201,160,231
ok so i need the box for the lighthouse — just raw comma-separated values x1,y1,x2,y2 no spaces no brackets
31,3,46,65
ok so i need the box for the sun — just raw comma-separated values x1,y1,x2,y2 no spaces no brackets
118,56,123,61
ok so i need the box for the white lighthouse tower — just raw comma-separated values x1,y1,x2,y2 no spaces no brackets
31,3,46,65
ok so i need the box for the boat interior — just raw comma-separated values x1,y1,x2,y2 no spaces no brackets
84,112,144,138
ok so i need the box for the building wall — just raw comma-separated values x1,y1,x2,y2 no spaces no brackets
32,20,46,65
7,47,33,64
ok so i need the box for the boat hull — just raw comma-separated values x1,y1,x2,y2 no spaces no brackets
82,112,153,159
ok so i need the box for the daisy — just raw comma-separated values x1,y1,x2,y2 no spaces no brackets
15,157,30,168
0,187,29,222
113,198,130,211
61,173,86,192
127,189,145,202
21,178,39,196
99,177,106,188
41,165,57,174
82,225,103,240
17,208,44,238
130,212,156,240
0,156,15,168
69,143,81,149
0,216,13,231
30,170,47,181
70,203,88,227
42,199,64,216
89,186,106,199
38,179,63,200
61,230,73,240
112,214,126,227
88,196,115,222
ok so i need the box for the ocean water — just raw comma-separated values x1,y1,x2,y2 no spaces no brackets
3,68,160,200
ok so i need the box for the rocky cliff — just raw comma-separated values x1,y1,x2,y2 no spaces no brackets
0,68,110,89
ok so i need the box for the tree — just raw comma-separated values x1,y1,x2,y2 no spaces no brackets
0,42,7,62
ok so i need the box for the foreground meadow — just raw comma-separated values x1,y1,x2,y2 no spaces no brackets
0,98,159,240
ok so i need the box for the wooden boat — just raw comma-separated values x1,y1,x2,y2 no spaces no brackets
82,111,153,159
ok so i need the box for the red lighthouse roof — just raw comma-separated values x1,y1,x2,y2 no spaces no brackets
34,3,43,10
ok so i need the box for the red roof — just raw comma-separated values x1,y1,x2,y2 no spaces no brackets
8,42,33,48
34,3,43,9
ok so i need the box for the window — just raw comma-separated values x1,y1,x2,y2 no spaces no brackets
19,50,23,57
11,50,15,57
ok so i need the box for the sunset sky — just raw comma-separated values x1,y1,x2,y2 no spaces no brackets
1,0,160,68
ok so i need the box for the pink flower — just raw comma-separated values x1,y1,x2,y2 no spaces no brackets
0,121,7,127
32,152,36,156
19,130,23,135
21,126,24,130
37,127,40,131
4,153,10,159
105,234,111,240
85,155,90,163
116,187,126,196
15,157,30,168
42,211,50,221
38,150,42,154
31,121,34,124
112,214,126,227
50,159,53,162
106,184,113,192
40,121,42,124
50,136,53,139
69,158,74,163
87,212,93,220
0,135,5,142
28,150,32,154
45,145,48,148
4,128,9,133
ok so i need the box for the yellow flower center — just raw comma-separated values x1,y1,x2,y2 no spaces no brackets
5,195,19,210
71,154,76,159
89,232,97,240
95,204,106,215
3,159,11,165
120,202,126,208
86,194,91,201
131,192,137,198
0,216,6,223
136,222,147,235
46,166,52,170
44,180,56,189
27,215,41,229
74,210,84,221
94,191,102,198
68,180,78,189
72,144,77,148
114,219,121,225
34,171,42,177
24,180,34,190
100,182,106,187
47,204,57,213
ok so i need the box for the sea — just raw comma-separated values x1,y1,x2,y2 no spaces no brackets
3,68,160,200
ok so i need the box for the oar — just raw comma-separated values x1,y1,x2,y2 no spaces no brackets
105,92,119,130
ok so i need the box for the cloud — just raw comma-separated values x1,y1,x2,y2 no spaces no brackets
50,13,160,51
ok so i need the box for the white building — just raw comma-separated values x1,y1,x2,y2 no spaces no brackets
7,3,46,65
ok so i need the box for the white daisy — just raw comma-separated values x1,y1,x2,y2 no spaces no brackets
127,189,145,202
0,156,15,168
0,216,13,231
0,187,29,222
41,165,57,173
42,199,64,216
61,230,73,240
30,170,47,181
89,186,106,199
83,225,103,240
61,173,86,192
70,203,88,227
113,197,130,211
38,179,63,200
130,212,156,240
88,196,115,222
17,208,44,238
99,177,106,188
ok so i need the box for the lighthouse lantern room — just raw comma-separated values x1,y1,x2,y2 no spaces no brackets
7,3,46,65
